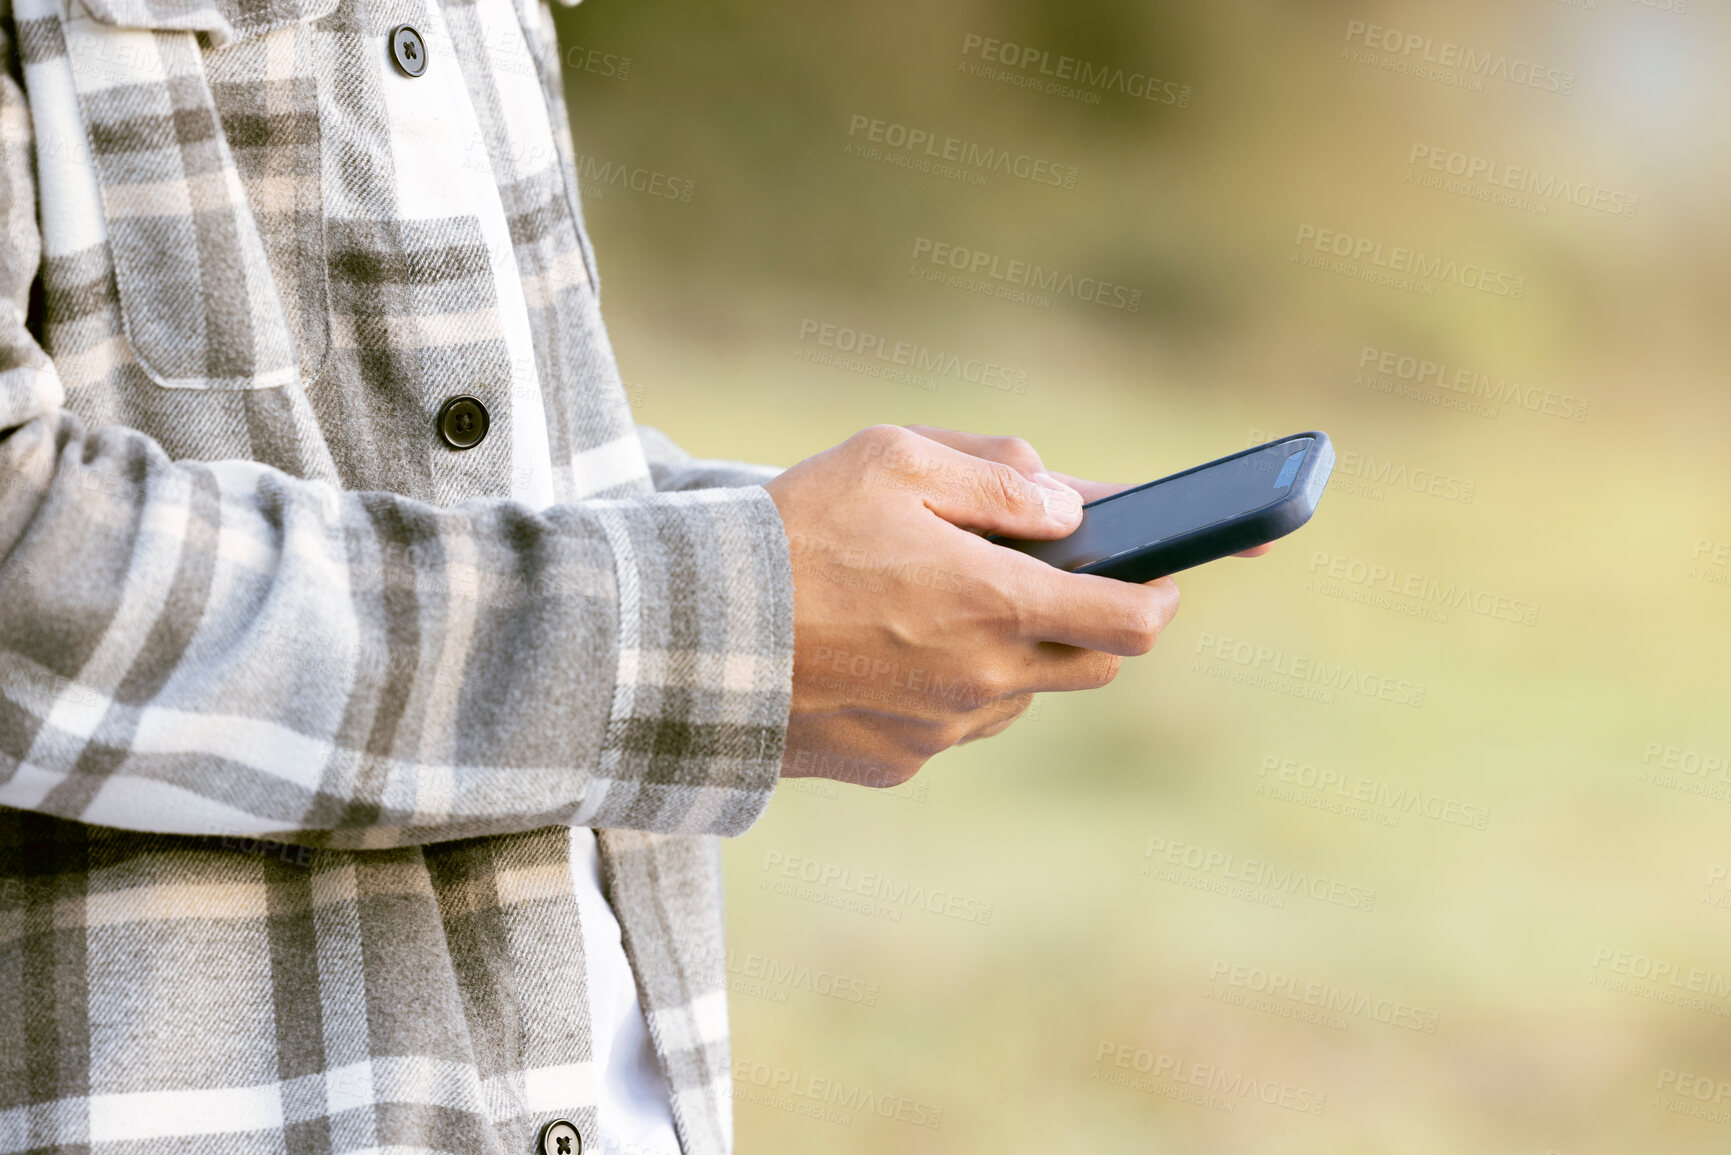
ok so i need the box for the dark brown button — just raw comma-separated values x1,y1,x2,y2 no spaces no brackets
538,1119,581,1155
436,396,489,450
390,25,428,77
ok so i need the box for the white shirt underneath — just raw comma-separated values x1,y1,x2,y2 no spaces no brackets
379,0,685,1145
566,829,684,1155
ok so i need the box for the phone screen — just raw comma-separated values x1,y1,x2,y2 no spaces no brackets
1028,438,1314,571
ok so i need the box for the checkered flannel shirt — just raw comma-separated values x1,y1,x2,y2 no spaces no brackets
0,0,794,1149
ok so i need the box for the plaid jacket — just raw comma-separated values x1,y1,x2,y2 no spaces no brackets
0,0,794,1148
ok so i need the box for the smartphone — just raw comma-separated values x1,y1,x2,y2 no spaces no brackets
990,431,1334,582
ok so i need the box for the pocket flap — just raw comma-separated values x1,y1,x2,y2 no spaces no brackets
74,0,340,46
64,15,301,389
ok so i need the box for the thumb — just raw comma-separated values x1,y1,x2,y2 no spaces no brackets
920,453,1085,539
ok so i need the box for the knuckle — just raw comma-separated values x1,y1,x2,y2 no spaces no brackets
984,461,1034,510
864,422,906,443
940,718,976,750
994,568,1039,641
1089,654,1123,689
873,759,923,788
1125,606,1162,654
966,695,1032,742
902,723,953,760
970,672,1011,705
855,424,913,460
1161,579,1182,619
992,436,1043,473
855,425,926,483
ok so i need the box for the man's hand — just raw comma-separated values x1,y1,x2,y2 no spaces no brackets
902,425,1272,557
764,425,1181,787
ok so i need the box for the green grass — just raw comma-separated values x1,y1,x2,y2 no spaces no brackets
557,0,1731,1148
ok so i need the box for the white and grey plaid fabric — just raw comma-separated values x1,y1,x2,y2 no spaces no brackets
0,0,794,1148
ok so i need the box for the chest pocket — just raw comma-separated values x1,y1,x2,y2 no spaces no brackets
45,0,336,389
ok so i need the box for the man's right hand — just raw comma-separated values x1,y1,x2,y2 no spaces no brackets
763,425,1180,787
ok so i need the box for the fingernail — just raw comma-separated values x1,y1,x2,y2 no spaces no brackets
1033,476,1083,522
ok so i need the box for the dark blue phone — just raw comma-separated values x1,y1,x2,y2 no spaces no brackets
990,432,1334,582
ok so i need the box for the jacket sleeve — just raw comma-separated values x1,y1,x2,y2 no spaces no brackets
0,24,792,850
637,424,784,493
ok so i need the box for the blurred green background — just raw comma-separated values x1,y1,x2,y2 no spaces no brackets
551,0,1731,1151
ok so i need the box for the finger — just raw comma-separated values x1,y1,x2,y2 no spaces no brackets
899,427,1109,517
1016,645,1123,694
866,428,1083,539
977,544,1182,653
903,426,1050,480
900,439,1131,511
1043,470,1133,504
957,694,1034,744
782,710,940,787
1049,471,1275,556
1036,571,1178,656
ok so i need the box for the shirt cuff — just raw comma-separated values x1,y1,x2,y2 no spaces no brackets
583,485,792,836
